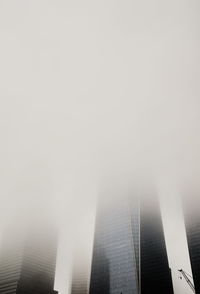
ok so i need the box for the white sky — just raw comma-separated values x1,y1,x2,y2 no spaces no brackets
0,1,199,294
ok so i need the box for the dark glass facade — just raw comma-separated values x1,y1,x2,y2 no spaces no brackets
140,195,174,294
89,196,139,294
90,192,174,294
184,194,200,294
130,198,140,280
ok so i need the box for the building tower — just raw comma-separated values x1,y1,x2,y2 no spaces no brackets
0,223,58,294
70,263,88,294
89,189,139,294
89,185,174,294
183,191,200,294
140,193,174,294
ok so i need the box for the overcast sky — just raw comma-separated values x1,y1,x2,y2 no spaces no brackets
0,1,199,293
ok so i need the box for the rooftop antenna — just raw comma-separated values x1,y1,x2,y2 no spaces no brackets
178,269,195,293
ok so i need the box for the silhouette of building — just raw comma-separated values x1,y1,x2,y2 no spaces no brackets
140,193,174,294
183,192,200,294
89,247,110,294
0,224,58,294
89,190,139,294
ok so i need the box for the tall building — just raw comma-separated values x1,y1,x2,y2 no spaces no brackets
70,264,88,294
89,192,139,294
0,224,58,294
140,194,174,294
130,197,140,281
89,187,174,294
183,192,200,294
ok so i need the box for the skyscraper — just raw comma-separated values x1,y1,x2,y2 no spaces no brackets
0,224,58,294
130,197,140,280
89,186,174,294
140,194,174,294
89,191,139,294
183,192,200,294
70,264,88,294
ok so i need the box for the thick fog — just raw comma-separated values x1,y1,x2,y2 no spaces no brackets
0,1,199,293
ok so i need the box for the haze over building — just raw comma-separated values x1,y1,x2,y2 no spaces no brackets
0,223,58,294
70,263,88,294
89,188,139,294
89,184,175,294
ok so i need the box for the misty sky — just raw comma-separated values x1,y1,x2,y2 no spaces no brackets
0,1,200,294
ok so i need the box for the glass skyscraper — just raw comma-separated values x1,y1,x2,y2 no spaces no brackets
0,225,58,294
89,189,174,294
70,266,88,294
140,195,174,294
89,194,139,294
183,193,200,294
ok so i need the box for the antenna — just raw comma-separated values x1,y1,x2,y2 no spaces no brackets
178,269,195,293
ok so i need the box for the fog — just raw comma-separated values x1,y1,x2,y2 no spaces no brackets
0,1,199,293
